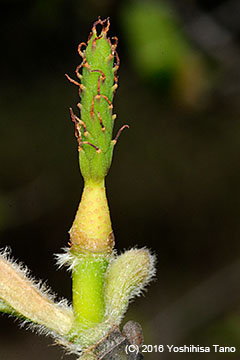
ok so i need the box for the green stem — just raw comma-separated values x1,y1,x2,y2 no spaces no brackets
72,254,108,328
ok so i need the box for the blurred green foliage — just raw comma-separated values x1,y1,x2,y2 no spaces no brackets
122,1,190,78
121,1,208,106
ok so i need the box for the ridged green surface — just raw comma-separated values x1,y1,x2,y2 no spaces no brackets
76,21,116,182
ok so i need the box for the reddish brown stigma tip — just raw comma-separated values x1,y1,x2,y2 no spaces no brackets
114,124,130,143
90,69,106,83
92,17,110,37
97,112,105,131
78,42,87,58
82,141,101,153
69,108,83,151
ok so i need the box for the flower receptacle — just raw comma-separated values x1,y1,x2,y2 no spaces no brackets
69,179,114,254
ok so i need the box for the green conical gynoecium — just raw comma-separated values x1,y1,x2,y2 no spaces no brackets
67,17,127,183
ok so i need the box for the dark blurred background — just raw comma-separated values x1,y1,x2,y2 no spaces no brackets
0,0,240,359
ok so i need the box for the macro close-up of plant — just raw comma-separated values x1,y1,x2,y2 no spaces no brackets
0,17,155,359
1,1,240,360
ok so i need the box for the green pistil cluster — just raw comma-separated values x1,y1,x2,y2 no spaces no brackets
66,17,126,183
